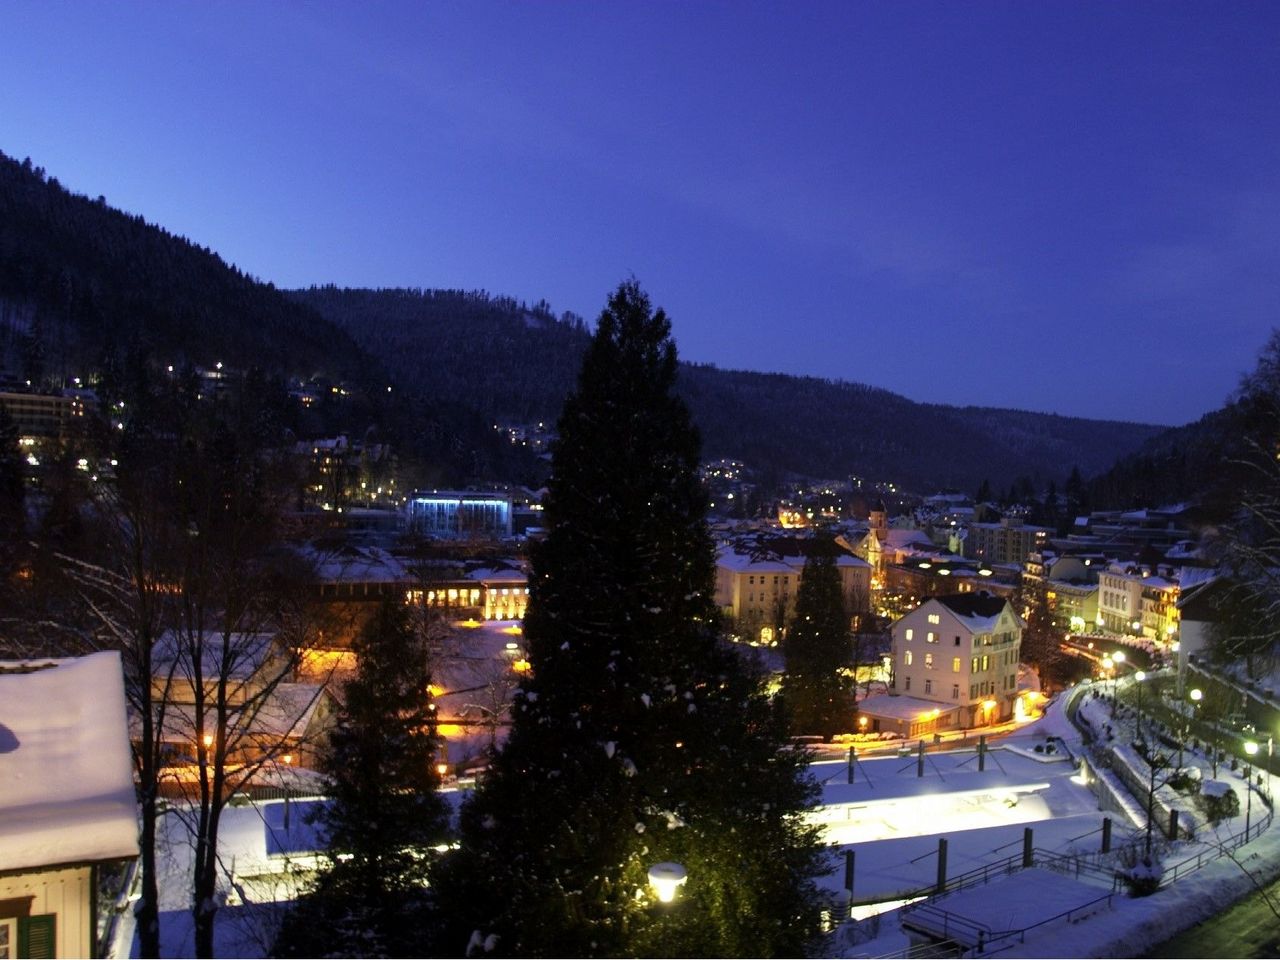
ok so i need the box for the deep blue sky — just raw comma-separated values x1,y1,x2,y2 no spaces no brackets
2,2,1276,426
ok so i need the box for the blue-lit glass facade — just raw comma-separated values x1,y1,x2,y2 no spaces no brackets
406,492,513,538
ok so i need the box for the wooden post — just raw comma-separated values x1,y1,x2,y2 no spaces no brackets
1022,827,1033,868
918,739,925,777
936,838,948,894
1101,817,1112,853
978,734,987,772
844,850,855,915
847,746,855,785
1167,809,1179,840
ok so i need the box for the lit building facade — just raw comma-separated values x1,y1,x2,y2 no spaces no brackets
963,517,1050,566
889,593,1024,728
715,540,871,644
406,491,513,539
1097,565,1145,634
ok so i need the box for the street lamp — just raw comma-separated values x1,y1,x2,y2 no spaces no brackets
1244,741,1259,834
1133,670,1146,740
1180,688,1203,771
648,862,688,904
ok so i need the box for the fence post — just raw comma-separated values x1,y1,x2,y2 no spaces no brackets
1023,827,1033,868
918,739,925,778
844,850,855,916
979,734,987,772
1101,817,1112,853
847,746,855,785
937,838,948,894
1168,808,1179,841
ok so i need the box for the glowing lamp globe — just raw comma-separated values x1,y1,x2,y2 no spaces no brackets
1245,741,1259,757
647,861,688,903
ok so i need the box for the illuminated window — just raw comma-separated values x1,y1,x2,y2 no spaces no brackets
927,614,940,624
904,651,913,666
925,653,934,668
927,632,935,643
952,657,961,672
905,628,914,641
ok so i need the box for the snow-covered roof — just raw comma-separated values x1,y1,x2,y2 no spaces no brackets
0,652,139,872
308,543,412,583
1177,566,1217,592
153,630,281,683
934,592,1013,633
857,693,963,723
466,565,529,584
716,544,870,574
136,683,332,744
883,529,934,549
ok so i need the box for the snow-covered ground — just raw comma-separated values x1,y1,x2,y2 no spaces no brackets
129,675,1279,959
829,678,1280,958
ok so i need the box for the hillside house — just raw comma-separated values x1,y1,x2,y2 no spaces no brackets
0,653,138,959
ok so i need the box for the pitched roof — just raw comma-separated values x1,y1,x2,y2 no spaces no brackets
934,592,1009,620
0,652,139,871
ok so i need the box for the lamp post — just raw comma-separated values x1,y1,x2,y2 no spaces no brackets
648,862,688,904
1113,651,1125,699
1244,741,1259,835
1180,688,1203,771
1133,670,1146,742
1102,655,1114,698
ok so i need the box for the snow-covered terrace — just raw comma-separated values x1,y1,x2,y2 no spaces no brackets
0,652,139,872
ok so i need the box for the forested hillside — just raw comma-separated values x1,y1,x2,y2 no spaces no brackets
1087,403,1248,510
0,151,533,486
0,148,1171,492
294,286,1168,491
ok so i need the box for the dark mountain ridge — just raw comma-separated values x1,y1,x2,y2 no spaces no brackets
0,147,1168,491
292,285,1167,491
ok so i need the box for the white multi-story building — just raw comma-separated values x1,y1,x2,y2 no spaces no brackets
889,592,1024,728
1097,564,1146,634
715,539,871,644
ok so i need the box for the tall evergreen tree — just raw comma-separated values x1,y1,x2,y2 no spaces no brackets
428,282,827,957
276,599,448,958
783,540,855,740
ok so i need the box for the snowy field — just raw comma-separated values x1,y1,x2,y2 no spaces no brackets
810,741,1113,904
829,679,1280,958
123,677,1280,959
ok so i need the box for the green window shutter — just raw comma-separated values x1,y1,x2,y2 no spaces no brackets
18,914,55,959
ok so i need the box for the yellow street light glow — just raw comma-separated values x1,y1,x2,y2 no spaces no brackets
1245,741,1259,756
648,862,688,903
1190,689,1203,702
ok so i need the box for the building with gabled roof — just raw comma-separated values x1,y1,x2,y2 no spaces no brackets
888,592,1025,730
0,652,138,959
715,537,871,644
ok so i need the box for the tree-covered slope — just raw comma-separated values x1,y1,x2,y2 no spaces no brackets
294,286,1167,491
0,152,375,386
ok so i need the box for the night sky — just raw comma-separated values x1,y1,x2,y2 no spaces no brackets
2,2,1277,426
